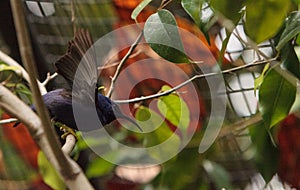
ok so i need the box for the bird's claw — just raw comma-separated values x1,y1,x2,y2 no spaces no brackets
60,125,78,140
52,120,78,140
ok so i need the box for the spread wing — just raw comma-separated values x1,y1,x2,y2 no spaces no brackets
54,29,98,103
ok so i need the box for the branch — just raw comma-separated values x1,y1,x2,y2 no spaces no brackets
0,118,18,125
0,84,93,189
0,85,43,137
106,31,143,98
10,1,93,189
41,72,58,86
114,57,277,104
218,114,262,138
62,134,77,155
10,0,69,170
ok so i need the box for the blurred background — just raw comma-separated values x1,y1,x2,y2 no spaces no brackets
0,0,299,189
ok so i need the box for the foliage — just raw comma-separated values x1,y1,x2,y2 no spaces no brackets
144,9,189,63
130,0,300,189
259,66,297,128
38,151,66,190
1,0,300,189
0,62,32,104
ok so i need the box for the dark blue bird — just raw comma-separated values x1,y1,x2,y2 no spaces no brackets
35,29,141,132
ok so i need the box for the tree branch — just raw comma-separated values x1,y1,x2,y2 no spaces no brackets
114,57,277,104
62,134,77,155
218,114,262,138
106,31,143,98
0,84,93,189
0,118,18,125
41,72,58,86
9,1,93,189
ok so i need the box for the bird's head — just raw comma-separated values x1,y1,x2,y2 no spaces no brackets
96,93,142,132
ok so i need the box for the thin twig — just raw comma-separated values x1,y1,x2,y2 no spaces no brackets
71,0,76,33
218,114,262,138
158,0,173,10
41,72,58,86
0,118,18,125
114,57,277,104
106,31,144,98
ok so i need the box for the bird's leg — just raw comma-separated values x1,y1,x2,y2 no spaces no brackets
51,119,78,140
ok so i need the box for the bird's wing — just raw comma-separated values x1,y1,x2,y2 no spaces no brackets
54,29,98,103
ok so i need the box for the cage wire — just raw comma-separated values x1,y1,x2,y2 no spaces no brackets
212,15,280,189
14,0,286,188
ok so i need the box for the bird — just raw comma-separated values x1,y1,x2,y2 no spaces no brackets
25,29,142,134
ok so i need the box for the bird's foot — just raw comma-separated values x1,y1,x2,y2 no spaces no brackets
60,125,78,140
52,120,78,140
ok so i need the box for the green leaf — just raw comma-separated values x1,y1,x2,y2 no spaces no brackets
136,106,180,161
181,0,211,43
245,0,290,43
203,160,233,189
38,151,66,190
157,85,190,139
181,0,202,26
296,35,300,45
15,83,33,104
131,0,152,22
259,66,296,128
281,43,300,80
254,63,270,94
277,11,300,50
144,9,189,63
249,122,278,183
0,63,19,72
86,157,114,178
210,0,244,23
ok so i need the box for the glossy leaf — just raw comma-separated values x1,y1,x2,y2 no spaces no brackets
38,151,66,190
131,0,152,22
210,0,244,23
0,63,19,72
259,67,296,128
181,0,202,26
277,12,300,50
136,106,180,161
281,43,300,80
157,85,190,139
181,0,212,43
249,121,279,183
245,0,290,43
144,9,189,63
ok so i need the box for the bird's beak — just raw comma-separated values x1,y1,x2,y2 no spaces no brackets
115,112,143,132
